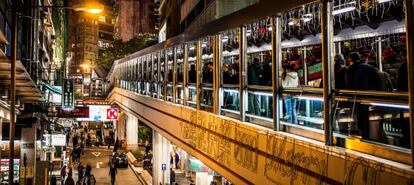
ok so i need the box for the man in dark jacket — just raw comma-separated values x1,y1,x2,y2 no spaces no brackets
248,58,262,115
109,164,117,185
346,52,381,139
346,52,382,91
113,138,119,153
248,58,262,85
188,64,197,83
65,174,75,185
334,54,347,89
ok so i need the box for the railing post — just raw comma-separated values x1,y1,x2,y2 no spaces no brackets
239,26,247,122
321,0,334,145
404,0,414,168
157,52,162,99
196,41,201,110
173,47,177,103
214,34,222,114
164,50,168,101
272,15,282,131
183,44,188,105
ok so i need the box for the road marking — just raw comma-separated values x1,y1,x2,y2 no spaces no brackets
96,162,103,168
91,152,101,157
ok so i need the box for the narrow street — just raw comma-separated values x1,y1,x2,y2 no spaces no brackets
71,147,142,185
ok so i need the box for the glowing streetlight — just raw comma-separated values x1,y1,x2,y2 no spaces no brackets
73,2,105,14
33,1,104,15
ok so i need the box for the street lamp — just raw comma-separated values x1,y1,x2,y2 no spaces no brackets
34,1,105,15
8,1,104,185
73,2,105,14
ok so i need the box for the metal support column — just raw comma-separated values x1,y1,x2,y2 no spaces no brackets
173,48,177,103
214,35,222,114
272,16,282,131
239,26,247,122
378,37,383,72
196,41,201,110
404,0,414,168
9,10,18,185
157,53,162,98
321,0,334,145
151,55,154,97
183,44,188,105
164,50,168,101
303,47,308,85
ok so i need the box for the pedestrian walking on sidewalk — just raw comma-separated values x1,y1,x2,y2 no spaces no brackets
85,163,92,177
109,164,117,185
113,137,119,153
73,134,78,147
77,164,84,182
60,165,67,185
65,174,75,185
87,175,96,185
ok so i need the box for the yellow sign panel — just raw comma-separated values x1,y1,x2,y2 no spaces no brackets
20,166,34,178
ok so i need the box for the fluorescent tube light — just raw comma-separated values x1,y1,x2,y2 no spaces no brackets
333,1,356,15
251,91,272,96
369,103,409,109
223,89,240,93
378,0,392,3
296,96,323,101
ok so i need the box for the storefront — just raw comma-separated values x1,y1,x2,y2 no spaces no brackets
170,145,232,185
0,141,20,184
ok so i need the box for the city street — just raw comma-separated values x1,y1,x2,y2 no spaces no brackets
72,147,142,185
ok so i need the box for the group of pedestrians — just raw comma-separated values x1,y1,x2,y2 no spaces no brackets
76,163,95,185
280,50,408,141
59,165,74,185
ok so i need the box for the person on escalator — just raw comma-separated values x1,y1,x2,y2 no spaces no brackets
282,63,299,124
248,58,262,115
334,54,348,89
188,64,197,83
222,64,233,84
203,62,214,84
346,52,382,139
368,62,393,91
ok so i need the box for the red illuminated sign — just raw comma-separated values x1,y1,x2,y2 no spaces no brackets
47,107,89,118
107,108,119,120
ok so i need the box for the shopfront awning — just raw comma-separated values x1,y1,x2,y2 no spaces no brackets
0,50,43,102
39,81,61,95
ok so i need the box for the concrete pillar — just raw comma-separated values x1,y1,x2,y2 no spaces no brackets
117,112,126,141
152,130,171,185
125,114,138,149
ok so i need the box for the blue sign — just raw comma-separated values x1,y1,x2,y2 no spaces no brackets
161,164,166,171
